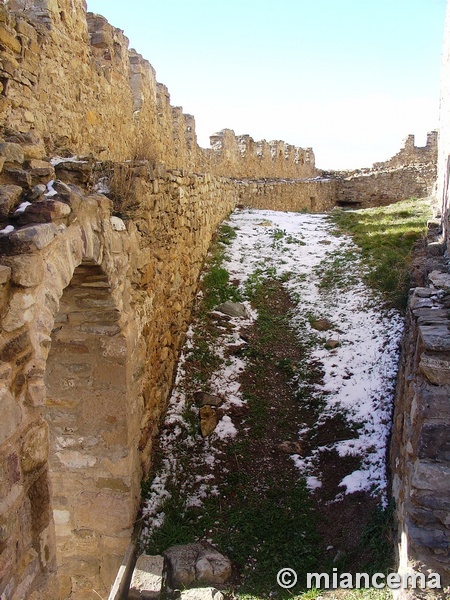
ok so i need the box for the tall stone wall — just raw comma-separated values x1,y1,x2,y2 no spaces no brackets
0,153,238,599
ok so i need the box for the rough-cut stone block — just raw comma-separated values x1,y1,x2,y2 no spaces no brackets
407,518,450,550
164,543,232,590
428,270,450,290
2,254,44,287
412,461,450,492
419,352,450,385
0,330,30,362
2,291,35,331
0,142,23,164
0,26,21,53
0,184,22,219
419,324,450,352
128,554,164,599
9,222,60,251
418,424,450,461
419,383,450,420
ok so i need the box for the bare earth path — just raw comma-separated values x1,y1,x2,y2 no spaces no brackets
140,208,403,598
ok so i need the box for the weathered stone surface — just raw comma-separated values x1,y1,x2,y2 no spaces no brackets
1,253,44,287
0,386,22,445
54,161,93,185
0,184,22,219
16,200,71,225
0,264,11,285
180,588,225,600
164,543,232,589
419,353,450,385
9,222,60,251
215,301,248,318
20,421,48,474
412,462,450,492
0,142,24,164
2,291,35,331
428,269,450,290
199,405,218,437
311,317,333,331
418,424,450,462
407,518,450,550
128,554,164,600
193,391,223,407
418,324,450,351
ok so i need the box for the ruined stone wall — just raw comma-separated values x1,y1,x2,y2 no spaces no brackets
390,250,450,592
235,177,337,213
0,1,316,180
332,133,438,208
388,4,450,591
0,153,237,599
206,128,317,179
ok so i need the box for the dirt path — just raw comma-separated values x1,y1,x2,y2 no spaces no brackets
140,209,403,598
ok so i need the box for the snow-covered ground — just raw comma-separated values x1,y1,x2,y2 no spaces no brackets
141,208,403,544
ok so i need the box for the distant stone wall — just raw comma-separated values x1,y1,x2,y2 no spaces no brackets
236,177,337,213
206,128,317,179
332,132,438,208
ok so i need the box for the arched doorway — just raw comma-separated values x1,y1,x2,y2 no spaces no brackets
44,259,138,599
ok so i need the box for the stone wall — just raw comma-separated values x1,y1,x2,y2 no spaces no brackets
0,154,238,599
0,0,444,598
235,177,337,213
332,132,438,208
390,243,450,593
206,128,317,179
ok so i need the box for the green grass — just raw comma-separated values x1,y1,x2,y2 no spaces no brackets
328,198,431,310
200,222,243,310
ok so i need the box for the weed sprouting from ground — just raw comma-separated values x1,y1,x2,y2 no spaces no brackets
328,198,431,309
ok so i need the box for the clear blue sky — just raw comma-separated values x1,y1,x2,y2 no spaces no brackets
86,0,446,170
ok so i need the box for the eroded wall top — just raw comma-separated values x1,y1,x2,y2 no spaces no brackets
0,0,317,179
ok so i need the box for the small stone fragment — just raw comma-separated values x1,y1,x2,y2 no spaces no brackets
325,339,340,349
215,300,248,318
311,317,333,331
128,554,164,600
193,391,223,407
278,441,303,455
199,405,218,437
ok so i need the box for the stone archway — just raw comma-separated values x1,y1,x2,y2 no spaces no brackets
43,259,138,599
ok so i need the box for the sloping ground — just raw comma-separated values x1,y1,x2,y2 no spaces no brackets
139,208,408,598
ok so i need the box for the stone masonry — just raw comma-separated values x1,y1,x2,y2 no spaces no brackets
0,0,444,599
